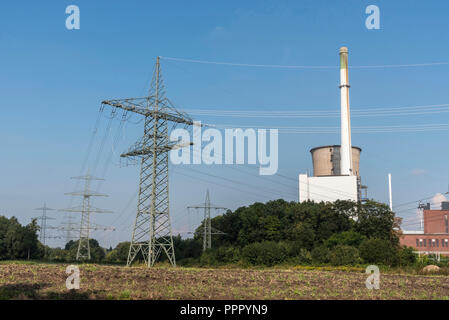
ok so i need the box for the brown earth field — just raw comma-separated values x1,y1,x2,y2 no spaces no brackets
0,262,449,300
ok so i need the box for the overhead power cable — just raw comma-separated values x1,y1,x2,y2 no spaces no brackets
161,56,449,69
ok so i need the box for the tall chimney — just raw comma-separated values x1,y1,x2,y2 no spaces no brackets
339,47,353,175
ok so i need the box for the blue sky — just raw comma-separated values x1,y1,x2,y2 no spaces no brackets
1,0,449,247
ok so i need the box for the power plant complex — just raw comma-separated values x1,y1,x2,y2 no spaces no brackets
299,47,366,203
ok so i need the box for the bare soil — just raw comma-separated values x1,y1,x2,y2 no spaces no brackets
1,262,448,300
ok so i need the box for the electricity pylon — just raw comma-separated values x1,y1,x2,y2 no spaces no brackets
102,56,197,268
60,175,112,260
188,190,227,252
60,214,78,245
34,203,56,246
50,220,115,247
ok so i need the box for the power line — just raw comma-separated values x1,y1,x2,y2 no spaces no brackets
161,56,449,69
212,123,449,134
183,103,449,118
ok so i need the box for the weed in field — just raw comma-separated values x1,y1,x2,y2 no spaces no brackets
119,290,131,300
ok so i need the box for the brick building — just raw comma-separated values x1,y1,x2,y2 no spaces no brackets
400,202,449,257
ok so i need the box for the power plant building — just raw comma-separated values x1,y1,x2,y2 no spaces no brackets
299,47,364,203
400,202,449,258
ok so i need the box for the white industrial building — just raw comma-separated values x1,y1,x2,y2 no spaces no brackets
299,47,366,203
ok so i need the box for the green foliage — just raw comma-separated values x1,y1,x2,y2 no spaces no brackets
329,245,360,266
311,245,331,264
355,201,398,246
62,239,105,262
297,248,312,265
47,248,68,262
173,236,202,261
398,246,417,266
214,246,241,264
0,216,41,260
0,199,404,268
324,231,367,248
359,238,399,266
105,242,130,263
173,199,402,267
242,241,287,266
416,254,430,268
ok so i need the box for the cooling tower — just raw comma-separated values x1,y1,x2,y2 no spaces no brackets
310,145,361,177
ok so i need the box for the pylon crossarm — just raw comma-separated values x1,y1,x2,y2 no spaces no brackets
70,175,104,181
64,191,109,197
58,207,112,213
102,99,195,125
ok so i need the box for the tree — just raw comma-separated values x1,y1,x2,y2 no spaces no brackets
359,238,399,266
355,201,398,246
105,242,131,263
324,231,367,248
329,245,360,266
0,216,40,260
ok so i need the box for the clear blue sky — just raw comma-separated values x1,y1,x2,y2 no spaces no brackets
1,0,449,247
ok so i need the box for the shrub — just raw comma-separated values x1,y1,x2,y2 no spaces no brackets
359,238,399,266
417,254,430,267
241,241,287,266
178,257,199,267
324,231,367,248
214,246,241,264
199,250,217,266
311,245,331,264
329,245,360,266
398,246,417,266
105,242,130,263
297,248,312,265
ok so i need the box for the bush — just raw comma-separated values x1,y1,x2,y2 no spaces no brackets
178,257,199,267
199,250,218,266
398,246,417,266
329,245,360,266
359,238,399,266
324,231,367,248
297,248,312,265
105,242,130,263
241,241,287,266
311,246,331,264
214,246,241,264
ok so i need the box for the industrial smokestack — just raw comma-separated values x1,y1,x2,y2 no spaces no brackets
339,47,353,175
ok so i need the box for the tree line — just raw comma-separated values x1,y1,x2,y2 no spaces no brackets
107,199,417,267
0,199,417,267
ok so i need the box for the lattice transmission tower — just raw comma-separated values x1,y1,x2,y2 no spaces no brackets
34,203,55,246
60,175,112,260
188,190,227,252
102,56,197,267
52,217,115,248
60,214,78,245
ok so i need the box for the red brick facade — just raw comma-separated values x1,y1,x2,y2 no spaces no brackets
424,210,449,234
399,209,449,255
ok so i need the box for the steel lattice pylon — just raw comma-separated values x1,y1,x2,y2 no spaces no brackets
60,175,112,260
188,190,227,252
34,203,55,246
102,57,196,268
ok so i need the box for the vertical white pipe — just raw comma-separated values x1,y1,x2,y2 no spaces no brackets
339,47,353,175
388,173,393,211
